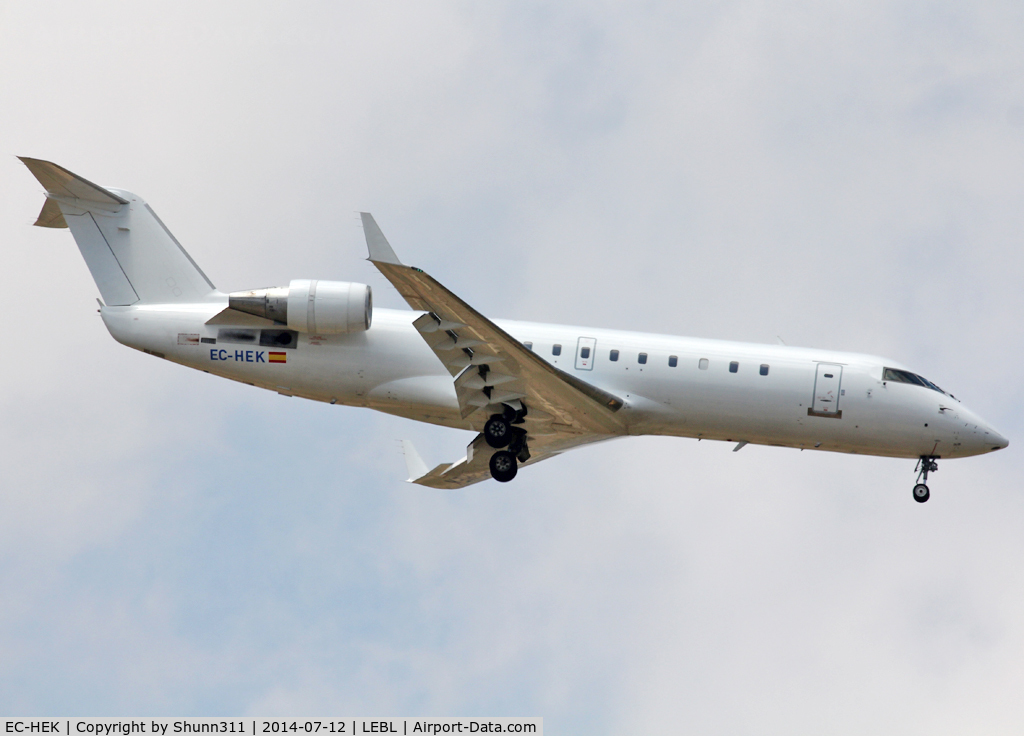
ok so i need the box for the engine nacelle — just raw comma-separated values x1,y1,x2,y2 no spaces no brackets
228,280,372,333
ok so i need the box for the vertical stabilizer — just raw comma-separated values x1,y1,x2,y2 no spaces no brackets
20,158,218,305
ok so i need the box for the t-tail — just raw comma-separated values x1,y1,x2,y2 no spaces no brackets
20,157,219,305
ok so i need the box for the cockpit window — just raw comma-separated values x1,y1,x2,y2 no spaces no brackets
883,367,946,395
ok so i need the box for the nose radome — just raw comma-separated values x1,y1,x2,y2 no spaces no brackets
956,404,1009,454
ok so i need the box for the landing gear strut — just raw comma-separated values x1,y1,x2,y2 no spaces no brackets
507,428,530,463
913,456,938,503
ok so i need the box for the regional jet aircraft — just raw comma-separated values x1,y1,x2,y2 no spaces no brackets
20,158,1008,501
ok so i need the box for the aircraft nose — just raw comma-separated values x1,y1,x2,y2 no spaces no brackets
959,406,1009,454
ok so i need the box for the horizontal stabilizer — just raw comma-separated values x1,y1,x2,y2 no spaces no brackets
33,197,67,228
19,157,128,207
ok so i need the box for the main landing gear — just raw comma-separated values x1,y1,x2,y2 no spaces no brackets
489,450,518,482
484,414,512,448
913,456,939,503
484,406,530,483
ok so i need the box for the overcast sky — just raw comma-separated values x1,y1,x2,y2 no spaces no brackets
1,0,1023,731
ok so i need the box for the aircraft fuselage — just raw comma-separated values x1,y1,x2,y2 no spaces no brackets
101,304,1006,461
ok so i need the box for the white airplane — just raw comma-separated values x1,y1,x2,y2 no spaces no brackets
20,157,1008,502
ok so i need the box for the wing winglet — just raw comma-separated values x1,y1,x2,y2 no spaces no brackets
400,439,466,487
400,439,430,482
408,434,492,489
360,212,403,265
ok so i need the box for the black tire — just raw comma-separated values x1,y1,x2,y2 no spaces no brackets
489,450,518,482
913,483,930,503
484,415,512,448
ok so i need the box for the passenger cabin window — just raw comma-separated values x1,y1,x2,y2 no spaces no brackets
580,347,591,359
523,341,533,350
609,349,619,362
729,361,739,373
760,364,769,376
552,344,562,356
668,355,678,367
699,358,709,370
638,353,648,364
883,367,947,395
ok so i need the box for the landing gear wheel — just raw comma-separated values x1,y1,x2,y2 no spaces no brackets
489,450,518,482
484,415,512,448
913,455,938,504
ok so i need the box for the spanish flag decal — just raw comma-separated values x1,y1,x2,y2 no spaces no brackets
269,352,287,364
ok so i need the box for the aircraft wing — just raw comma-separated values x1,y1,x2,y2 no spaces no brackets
360,213,625,440
401,433,617,490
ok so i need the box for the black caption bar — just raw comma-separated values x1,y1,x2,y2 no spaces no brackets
1,719,542,736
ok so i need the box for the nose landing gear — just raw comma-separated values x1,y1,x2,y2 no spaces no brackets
913,456,939,503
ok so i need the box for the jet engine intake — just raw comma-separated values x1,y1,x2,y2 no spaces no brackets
228,280,372,333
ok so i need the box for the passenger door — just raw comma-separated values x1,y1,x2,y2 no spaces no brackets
810,363,843,417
